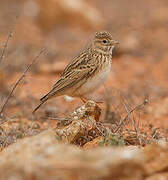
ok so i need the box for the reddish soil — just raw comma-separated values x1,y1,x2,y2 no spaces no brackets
0,0,168,148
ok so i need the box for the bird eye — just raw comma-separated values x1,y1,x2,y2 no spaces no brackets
102,39,107,44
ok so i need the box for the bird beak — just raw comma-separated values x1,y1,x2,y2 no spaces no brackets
112,40,119,45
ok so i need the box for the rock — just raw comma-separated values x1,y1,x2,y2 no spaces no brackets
144,140,168,176
83,136,102,149
55,100,102,145
0,129,145,180
36,0,103,31
146,172,168,180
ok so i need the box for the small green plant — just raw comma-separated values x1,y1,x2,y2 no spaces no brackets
16,132,25,139
99,133,125,147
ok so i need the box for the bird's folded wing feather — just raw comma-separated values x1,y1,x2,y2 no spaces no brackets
43,50,97,99
52,67,92,93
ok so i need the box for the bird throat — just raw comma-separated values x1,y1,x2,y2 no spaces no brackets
94,46,113,56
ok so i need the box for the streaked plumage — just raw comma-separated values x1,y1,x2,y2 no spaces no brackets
33,31,119,113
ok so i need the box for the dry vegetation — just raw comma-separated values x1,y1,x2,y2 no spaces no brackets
0,0,168,179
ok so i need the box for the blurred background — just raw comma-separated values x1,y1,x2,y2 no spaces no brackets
0,0,168,134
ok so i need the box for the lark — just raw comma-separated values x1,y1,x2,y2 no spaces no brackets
33,31,119,113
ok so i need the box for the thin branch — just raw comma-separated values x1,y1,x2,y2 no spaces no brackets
44,116,69,121
0,48,46,118
0,20,17,64
121,99,142,146
121,98,138,133
86,115,105,137
114,99,148,133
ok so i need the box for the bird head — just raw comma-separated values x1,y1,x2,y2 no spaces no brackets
92,31,119,54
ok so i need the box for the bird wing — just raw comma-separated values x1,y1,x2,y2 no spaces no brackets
60,48,93,77
40,50,97,102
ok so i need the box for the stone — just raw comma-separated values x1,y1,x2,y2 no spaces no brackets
144,140,168,176
55,100,102,145
0,129,145,180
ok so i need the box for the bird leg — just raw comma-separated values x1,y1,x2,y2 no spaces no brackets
95,100,103,104
80,97,103,104
80,97,88,103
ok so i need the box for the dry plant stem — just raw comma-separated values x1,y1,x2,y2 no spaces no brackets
85,115,105,137
151,128,159,140
0,48,46,118
137,111,142,146
114,99,148,133
44,116,69,121
121,100,138,133
0,21,16,64
121,100,142,146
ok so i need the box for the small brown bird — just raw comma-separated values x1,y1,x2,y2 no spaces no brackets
33,31,119,113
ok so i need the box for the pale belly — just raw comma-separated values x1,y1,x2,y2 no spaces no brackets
74,63,111,97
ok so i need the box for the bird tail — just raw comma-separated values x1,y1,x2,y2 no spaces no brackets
32,93,51,114
40,92,50,102
32,101,46,114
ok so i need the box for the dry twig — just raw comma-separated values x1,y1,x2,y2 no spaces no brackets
0,20,17,64
44,116,69,121
114,99,148,133
121,99,142,146
121,97,138,132
0,48,46,118
85,115,105,137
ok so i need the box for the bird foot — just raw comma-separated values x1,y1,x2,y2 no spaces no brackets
80,97,103,104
